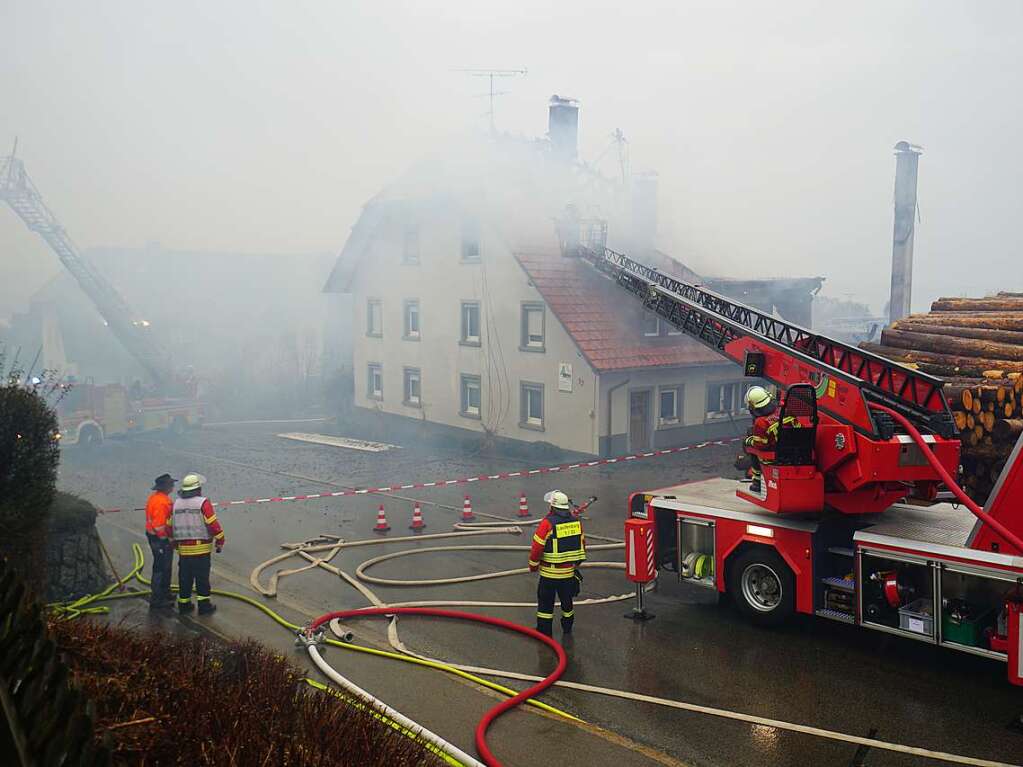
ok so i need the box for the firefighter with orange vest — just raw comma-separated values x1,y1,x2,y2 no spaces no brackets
145,473,176,609
528,490,586,637
168,473,225,615
743,386,800,494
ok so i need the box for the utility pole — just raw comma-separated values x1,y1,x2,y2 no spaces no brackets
455,68,527,134
888,141,922,324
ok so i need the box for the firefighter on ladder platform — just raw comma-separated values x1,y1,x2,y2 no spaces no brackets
742,386,799,494
168,473,225,615
528,490,586,637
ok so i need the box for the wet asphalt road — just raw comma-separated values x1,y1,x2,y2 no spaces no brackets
61,423,1022,767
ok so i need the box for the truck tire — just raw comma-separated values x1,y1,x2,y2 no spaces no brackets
78,424,104,449
727,546,795,626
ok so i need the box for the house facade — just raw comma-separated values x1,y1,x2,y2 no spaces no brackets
324,100,819,456
325,180,755,455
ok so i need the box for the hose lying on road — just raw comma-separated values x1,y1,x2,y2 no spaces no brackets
258,527,1021,767
73,539,1020,767
49,542,578,767
307,607,569,767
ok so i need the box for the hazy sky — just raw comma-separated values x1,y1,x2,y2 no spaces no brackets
2,1,1021,318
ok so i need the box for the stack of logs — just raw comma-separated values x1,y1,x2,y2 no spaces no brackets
860,291,1023,503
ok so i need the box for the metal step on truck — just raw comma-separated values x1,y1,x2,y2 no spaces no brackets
555,224,1023,687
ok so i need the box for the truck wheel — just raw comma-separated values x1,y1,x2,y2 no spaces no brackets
727,547,795,626
79,424,104,449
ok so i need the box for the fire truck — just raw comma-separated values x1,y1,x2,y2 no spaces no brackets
2,146,204,442
55,382,203,447
573,244,1023,687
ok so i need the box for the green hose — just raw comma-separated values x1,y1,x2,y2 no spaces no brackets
48,543,581,727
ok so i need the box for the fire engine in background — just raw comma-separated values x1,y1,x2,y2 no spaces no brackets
56,380,203,447
567,238,1023,688
2,147,204,439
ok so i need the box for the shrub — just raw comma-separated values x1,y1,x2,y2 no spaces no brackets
48,618,441,766
0,377,61,582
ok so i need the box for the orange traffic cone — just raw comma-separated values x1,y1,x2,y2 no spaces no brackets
461,495,476,522
409,501,426,531
517,492,530,517
373,504,391,533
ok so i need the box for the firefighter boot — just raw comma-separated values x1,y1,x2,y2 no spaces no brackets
178,598,194,614
197,599,217,616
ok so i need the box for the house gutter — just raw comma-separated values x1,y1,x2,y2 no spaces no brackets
605,377,630,457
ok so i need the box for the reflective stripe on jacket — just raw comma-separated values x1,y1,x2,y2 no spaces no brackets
529,512,586,574
170,496,225,556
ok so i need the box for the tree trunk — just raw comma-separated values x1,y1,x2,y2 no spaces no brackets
899,313,1023,331
931,297,1023,312
858,342,1023,374
993,419,1023,441
891,321,1023,346
880,328,1023,362
944,384,974,410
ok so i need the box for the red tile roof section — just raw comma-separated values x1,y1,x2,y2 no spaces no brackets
515,253,728,372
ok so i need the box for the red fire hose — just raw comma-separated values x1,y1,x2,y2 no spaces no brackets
308,606,567,767
868,402,1023,554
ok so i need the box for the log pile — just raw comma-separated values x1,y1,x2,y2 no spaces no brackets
859,292,1023,503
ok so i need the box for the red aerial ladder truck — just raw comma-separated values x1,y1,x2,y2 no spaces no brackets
0,146,203,445
570,242,1023,687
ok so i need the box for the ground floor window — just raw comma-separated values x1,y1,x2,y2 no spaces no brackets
520,382,544,429
706,381,740,418
461,374,481,418
403,367,421,407
367,364,383,400
659,385,682,424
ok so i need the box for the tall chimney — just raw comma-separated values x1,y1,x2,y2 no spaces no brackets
548,95,579,161
888,141,922,323
631,171,658,254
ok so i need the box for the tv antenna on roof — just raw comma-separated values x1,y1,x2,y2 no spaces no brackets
454,67,527,134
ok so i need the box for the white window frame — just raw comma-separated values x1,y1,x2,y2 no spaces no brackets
658,385,683,425
403,367,422,408
520,381,544,430
521,303,545,352
366,299,383,338
461,301,481,346
705,381,741,420
367,363,383,400
403,299,421,340
460,374,482,419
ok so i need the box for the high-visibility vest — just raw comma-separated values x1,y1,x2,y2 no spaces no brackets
542,515,586,564
172,496,210,541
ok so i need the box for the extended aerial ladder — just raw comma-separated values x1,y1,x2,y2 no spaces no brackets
568,238,963,516
0,147,171,383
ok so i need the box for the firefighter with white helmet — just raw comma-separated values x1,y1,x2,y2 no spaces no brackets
168,472,225,615
743,385,801,493
528,490,586,637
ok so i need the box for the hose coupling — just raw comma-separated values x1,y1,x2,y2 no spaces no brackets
296,627,325,648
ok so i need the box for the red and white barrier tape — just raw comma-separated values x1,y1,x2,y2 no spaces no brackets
101,437,741,513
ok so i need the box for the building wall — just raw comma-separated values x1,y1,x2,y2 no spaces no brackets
597,364,752,456
350,206,600,454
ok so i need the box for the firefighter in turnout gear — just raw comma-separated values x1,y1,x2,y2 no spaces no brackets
168,473,225,615
528,490,586,637
145,473,176,609
743,386,799,493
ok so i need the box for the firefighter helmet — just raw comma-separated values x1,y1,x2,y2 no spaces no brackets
180,473,206,492
745,386,773,410
543,490,571,510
